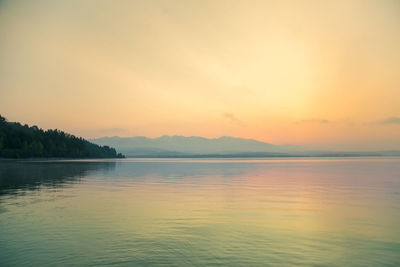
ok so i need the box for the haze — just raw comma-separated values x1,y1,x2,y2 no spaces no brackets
1,0,400,151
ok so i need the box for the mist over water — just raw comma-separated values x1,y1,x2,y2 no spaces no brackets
1,158,400,266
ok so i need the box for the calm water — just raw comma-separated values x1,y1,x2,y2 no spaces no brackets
1,158,400,266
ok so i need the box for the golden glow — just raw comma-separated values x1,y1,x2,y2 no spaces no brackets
1,0,400,150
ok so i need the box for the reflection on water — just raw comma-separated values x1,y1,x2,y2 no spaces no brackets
0,160,116,195
0,158,400,266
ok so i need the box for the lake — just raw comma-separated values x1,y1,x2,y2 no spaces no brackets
1,158,400,266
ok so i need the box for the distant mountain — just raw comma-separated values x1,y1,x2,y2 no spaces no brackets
0,115,124,159
90,135,302,157
90,135,400,158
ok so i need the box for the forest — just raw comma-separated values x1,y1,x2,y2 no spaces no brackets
0,115,124,158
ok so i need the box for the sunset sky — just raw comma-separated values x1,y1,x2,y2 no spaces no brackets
1,0,400,150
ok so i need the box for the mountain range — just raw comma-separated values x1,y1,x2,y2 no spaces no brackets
90,135,400,158
90,135,292,156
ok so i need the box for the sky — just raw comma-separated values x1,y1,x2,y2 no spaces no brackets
1,0,400,151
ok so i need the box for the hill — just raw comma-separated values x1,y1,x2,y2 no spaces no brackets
90,135,297,157
0,115,124,159
90,135,400,158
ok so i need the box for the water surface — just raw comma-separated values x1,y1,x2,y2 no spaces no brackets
1,158,400,266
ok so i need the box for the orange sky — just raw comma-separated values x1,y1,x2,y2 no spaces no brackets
1,0,400,150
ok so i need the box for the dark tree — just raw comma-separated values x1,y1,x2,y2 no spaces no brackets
0,115,124,159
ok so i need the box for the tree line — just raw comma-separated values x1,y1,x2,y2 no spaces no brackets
0,115,124,158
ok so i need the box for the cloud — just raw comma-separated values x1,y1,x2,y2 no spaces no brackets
297,119,331,124
375,117,400,125
223,113,241,124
